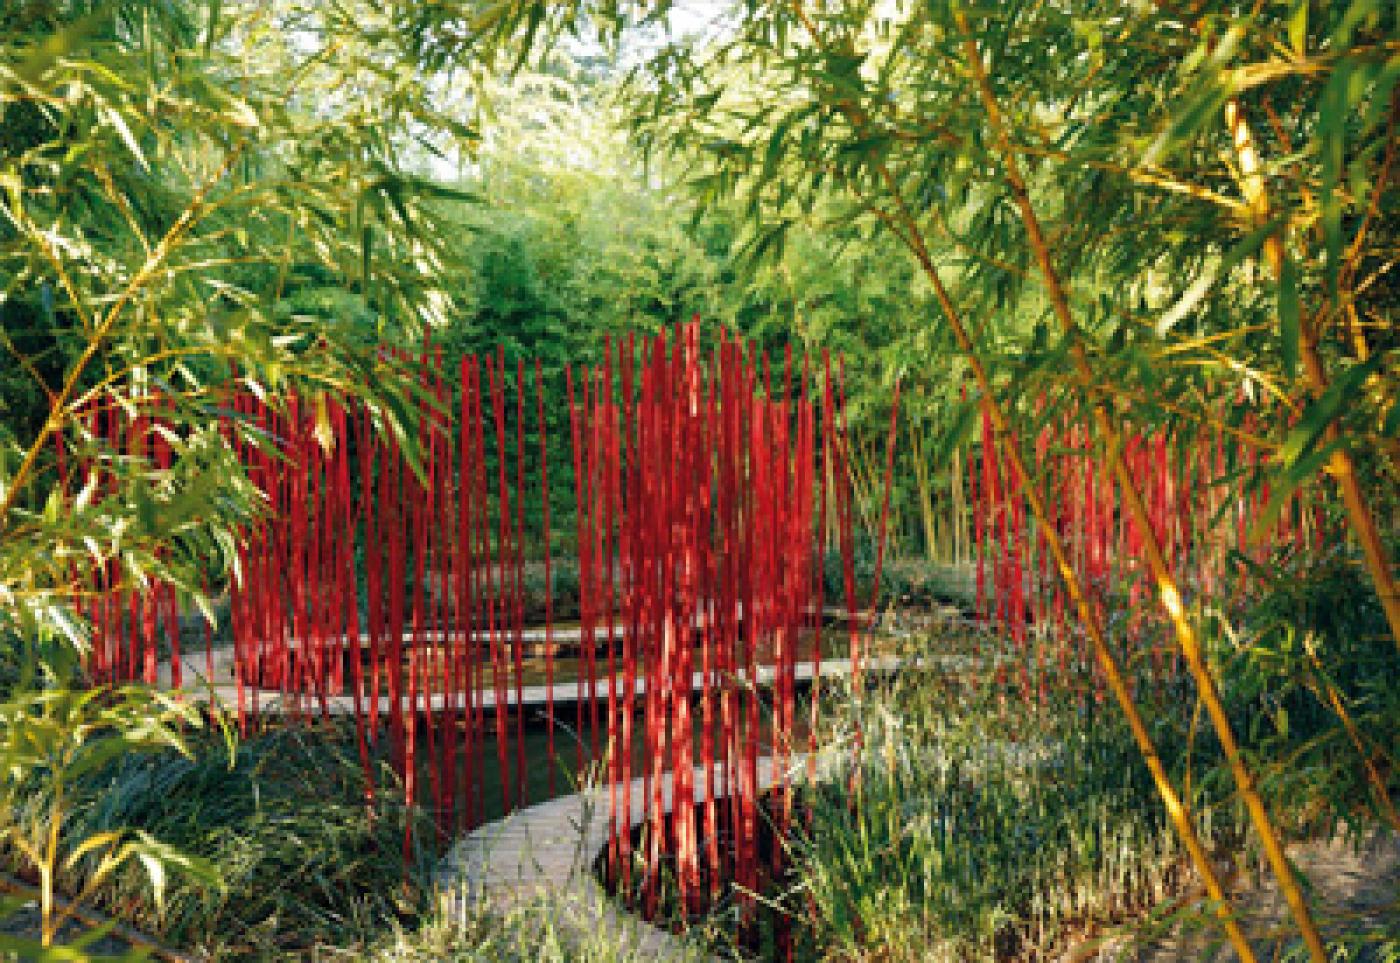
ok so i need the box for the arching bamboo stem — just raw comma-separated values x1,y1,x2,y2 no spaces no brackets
954,12,1326,958
783,4,1257,957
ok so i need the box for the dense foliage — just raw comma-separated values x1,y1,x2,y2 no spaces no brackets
2,0,1397,958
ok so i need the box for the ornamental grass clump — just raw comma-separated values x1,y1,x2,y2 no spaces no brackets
48,722,435,960
785,637,1240,962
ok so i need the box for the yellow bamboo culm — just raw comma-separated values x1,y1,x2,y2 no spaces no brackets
952,10,1328,958
1223,100,1400,655
782,4,1260,957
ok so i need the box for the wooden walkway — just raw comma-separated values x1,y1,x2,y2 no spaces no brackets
160,645,989,714
436,751,848,961
150,625,988,958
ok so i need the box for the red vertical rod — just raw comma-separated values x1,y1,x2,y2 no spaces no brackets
405,354,430,856
470,357,493,825
586,371,602,770
512,356,529,808
421,348,443,833
673,324,699,917
740,344,762,918
618,335,639,894
485,353,513,814
565,365,589,779
809,352,833,772
644,334,671,919
357,401,384,739
601,344,622,880
458,355,478,829
386,388,407,782
534,359,556,798
700,348,720,903
336,399,374,803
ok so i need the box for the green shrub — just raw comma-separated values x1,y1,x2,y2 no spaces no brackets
56,723,435,960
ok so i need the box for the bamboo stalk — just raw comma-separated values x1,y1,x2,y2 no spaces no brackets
778,4,1254,952
535,359,556,799
1223,100,1400,654
954,12,1321,957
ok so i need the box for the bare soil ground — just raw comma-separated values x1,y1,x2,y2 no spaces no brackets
1078,831,1400,961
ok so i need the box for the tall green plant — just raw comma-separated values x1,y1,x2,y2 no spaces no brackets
1,1,481,952
0,675,222,953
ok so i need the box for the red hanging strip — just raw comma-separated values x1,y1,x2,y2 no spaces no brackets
336,399,374,804
809,352,832,775
617,334,638,895
672,325,699,918
255,393,275,716
718,336,739,887
385,383,407,783
644,332,671,920
601,342,622,882
469,357,492,826
419,348,442,834
769,369,792,908
1034,418,1052,700
632,344,653,902
586,370,603,772
700,349,720,904
738,343,762,919
312,406,332,716
565,365,587,781
405,355,430,857
285,395,307,702
357,400,384,739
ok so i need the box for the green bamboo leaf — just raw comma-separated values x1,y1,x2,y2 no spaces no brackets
100,105,150,173
1381,393,1400,439
1249,437,1343,544
1156,219,1282,337
1287,1,1307,54
1277,254,1299,379
1317,59,1352,297
1277,355,1382,467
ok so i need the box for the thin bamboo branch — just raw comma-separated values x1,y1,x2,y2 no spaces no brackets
0,140,248,531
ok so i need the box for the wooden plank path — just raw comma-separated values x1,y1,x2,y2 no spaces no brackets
435,751,849,961
160,651,989,714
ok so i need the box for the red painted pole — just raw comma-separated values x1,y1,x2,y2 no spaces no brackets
535,358,556,798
